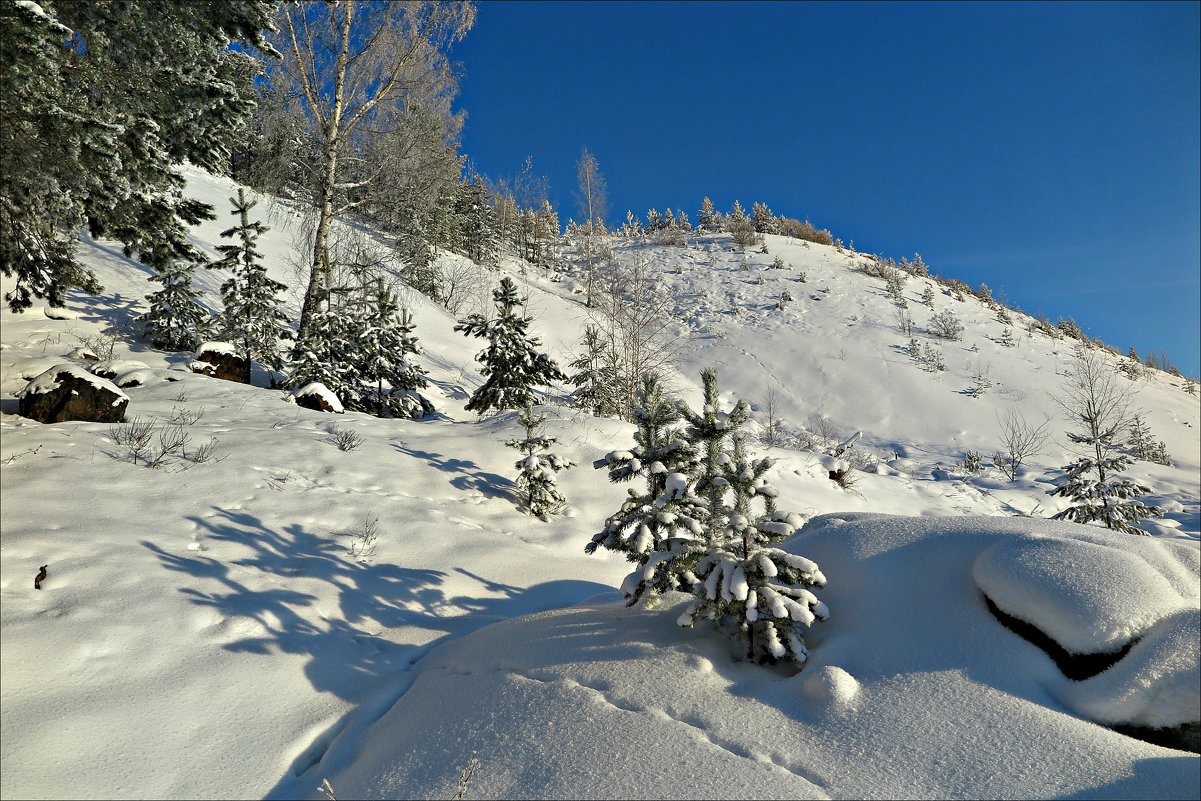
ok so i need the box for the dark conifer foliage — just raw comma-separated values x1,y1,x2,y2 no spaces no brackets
215,189,292,370
0,0,277,312
455,277,566,414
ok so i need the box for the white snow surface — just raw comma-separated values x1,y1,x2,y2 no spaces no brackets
2,166,1199,800
195,341,238,357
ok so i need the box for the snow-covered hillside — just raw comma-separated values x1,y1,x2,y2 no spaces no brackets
2,167,1198,799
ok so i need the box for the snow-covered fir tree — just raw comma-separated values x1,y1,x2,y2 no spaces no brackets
139,254,211,352
454,277,566,413
678,434,827,665
697,196,718,231
455,176,500,266
568,324,621,417
597,368,751,600
586,374,702,600
603,369,828,664
1048,429,1163,535
506,405,574,519
214,189,291,370
286,283,359,404
355,280,433,419
1,0,274,313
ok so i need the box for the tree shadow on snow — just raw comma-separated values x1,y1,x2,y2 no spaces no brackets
143,506,456,701
393,444,516,501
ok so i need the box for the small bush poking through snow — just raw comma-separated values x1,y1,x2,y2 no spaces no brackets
330,425,364,452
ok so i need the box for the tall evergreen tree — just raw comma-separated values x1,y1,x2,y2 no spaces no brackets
1,0,276,312
214,189,291,370
697,196,717,231
454,277,566,413
506,405,574,519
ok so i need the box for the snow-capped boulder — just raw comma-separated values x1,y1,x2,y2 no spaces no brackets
42,306,80,320
17,364,129,423
289,382,344,414
190,342,249,383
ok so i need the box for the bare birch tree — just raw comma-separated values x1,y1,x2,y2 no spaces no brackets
268,0,475,339
574,147,608,307
591,249,684,419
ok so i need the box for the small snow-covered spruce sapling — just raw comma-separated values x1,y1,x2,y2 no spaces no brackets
355,279,433,419
213,189,292,370
677,433,828,665
586,373,702,582
568,324,621,417
140,252,211,352
1047,431,1162,534
506,405,574,519
599,369,828,666
455,277,567,414
286,281,359,405
1047,347,1162,534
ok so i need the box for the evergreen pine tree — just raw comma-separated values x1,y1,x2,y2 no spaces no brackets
214,189,291,370
139,254,211,352
506,405,574,519
355,280,433,419
1,0,275,312
454,277,567,413
586,374,702,596
1048,430,1163,535
677,434,827,664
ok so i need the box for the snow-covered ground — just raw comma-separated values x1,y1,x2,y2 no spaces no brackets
2,167,1198,799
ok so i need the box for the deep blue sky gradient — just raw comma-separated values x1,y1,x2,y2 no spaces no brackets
451,1,1200,375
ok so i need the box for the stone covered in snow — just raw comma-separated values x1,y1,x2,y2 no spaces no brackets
190,342,249,384
289,382,344,413
17,364,129,423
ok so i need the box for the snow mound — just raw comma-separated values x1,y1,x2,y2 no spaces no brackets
193,341,237,357
802,664,860,707
1053,607,1201,729
973,536,1190,654
294,514,1199,800
42,305,79,320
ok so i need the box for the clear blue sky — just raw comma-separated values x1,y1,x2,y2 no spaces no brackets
452,1,1200,376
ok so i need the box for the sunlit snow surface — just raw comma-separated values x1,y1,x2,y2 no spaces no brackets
2,167,1198,799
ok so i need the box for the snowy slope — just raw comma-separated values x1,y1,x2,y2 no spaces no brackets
1,167,1198,800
